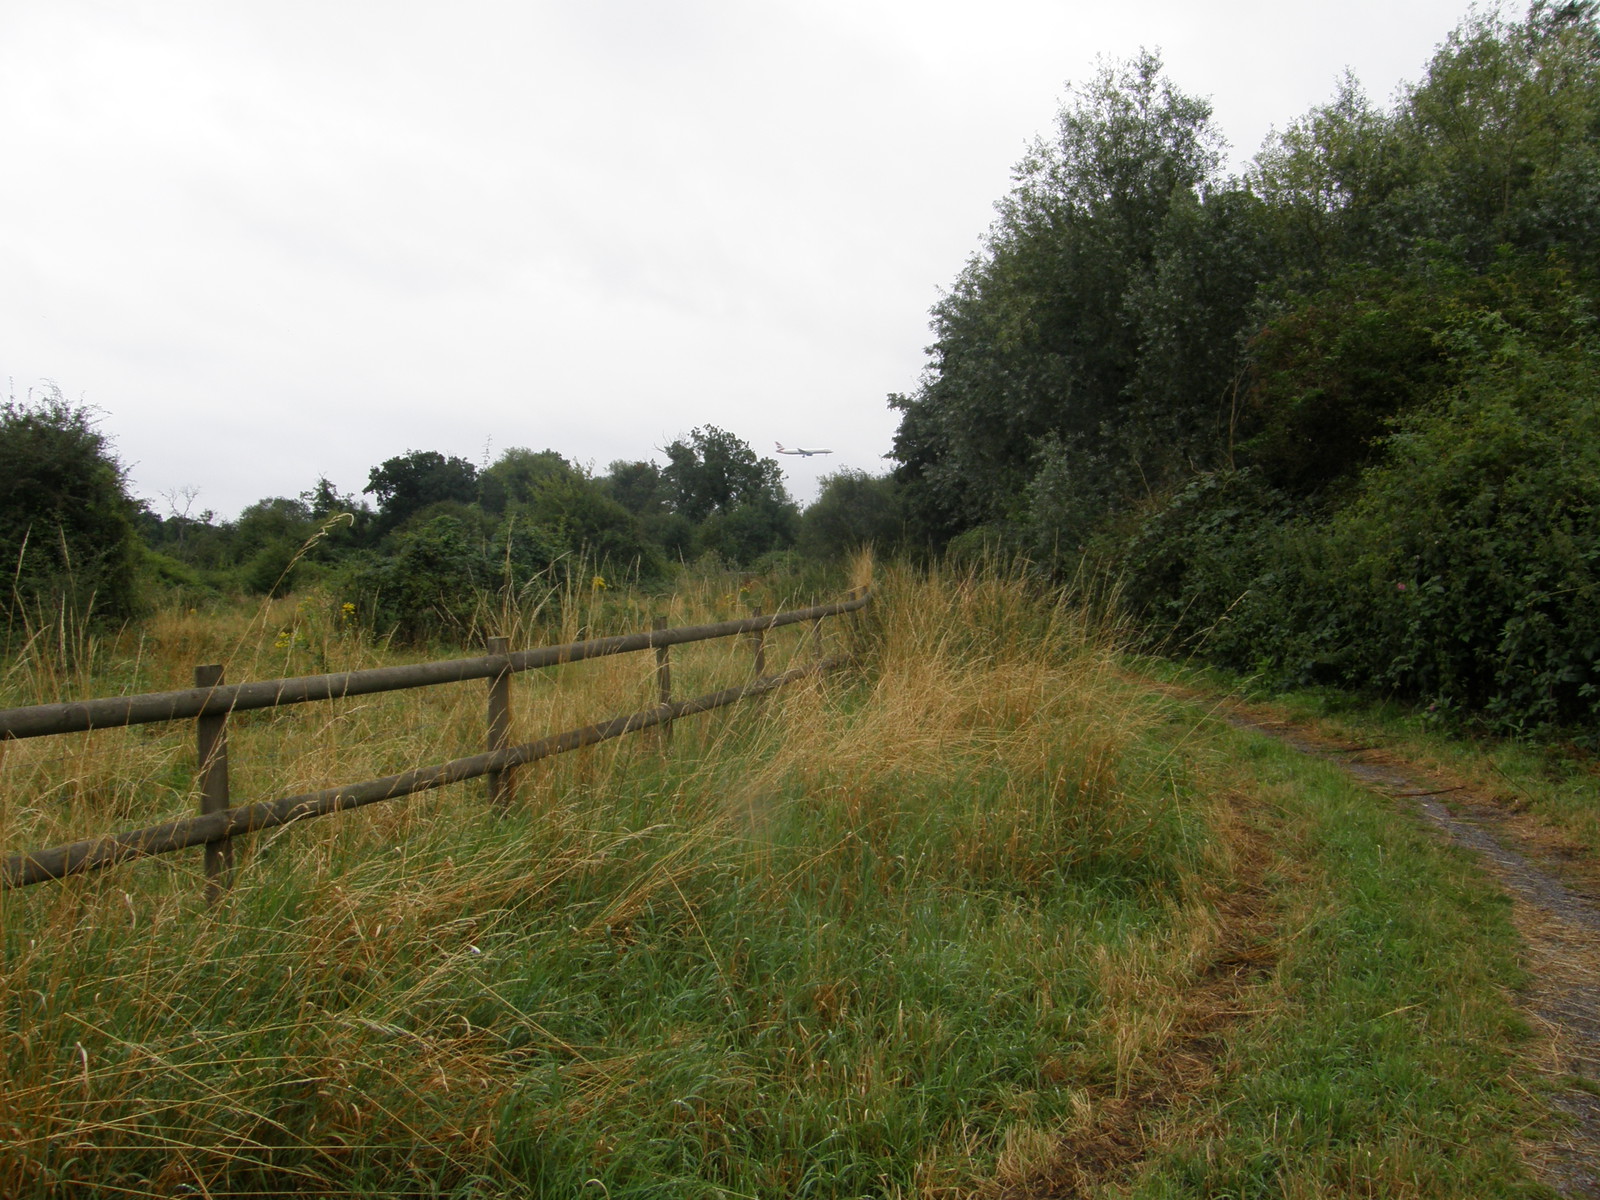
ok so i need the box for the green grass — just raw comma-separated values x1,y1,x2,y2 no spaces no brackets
0,568,1566,1196
1124,714,1540,1198
0,567,1222,1196
1142,654,1600,864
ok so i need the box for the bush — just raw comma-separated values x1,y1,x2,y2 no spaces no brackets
1126,325,1600,734
1319,333,1600,730
0,386,141,628
342,516,492,642
694,496,798,566
944,522,1028,570
1119,471,1301,661
798,470,902,560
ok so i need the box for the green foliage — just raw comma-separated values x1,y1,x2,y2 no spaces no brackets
644,510,696,562
342,515,499,642
1401,3,1600,273
891,3,1600,732
510,469,662,579
478,447,575,516
231,497,315,597
1323,329,1600,730
0,385,141,627
601,459,665,516
342,473,660,643
693,495,798,566
797,470,903,560
891,51,1238,538
660,426,791,524
363,449,479,533
657,427,799,565
1245,74,1410,275
1119,470,1306,665
1126,319,1600,733
1244,266,1463,495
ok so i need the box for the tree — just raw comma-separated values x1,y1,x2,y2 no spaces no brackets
1246,74,1410,277
695,495,799,565
0,384,141,624
231,496,315,596
478,448,576,515
890,51,1232,544
511,470,662,577
602,460,665,517
363,450,479,533
1399,3,1600,271
660,427,791,523
799,471,903,559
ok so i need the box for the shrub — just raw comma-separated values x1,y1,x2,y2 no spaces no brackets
1119,470,1301,662
1127,324,1600,734
1321,332,1600,730
0,385,141,629
342,516,492,642
798,470,903,560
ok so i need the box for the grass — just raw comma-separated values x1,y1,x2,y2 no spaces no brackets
1121,714,1539,1198
1142,655,1600,869
0,562,1563,1196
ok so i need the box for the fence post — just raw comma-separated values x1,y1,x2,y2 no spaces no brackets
194,663,232,901
653,615,673,750
485,635,514,811
750,604,766,679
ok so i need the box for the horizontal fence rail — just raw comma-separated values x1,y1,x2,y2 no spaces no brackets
0,594,869,741
1,589,869,892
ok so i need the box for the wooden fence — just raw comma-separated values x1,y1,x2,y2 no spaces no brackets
0,589,870,895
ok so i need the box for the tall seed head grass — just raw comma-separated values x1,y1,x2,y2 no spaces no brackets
0,559,1231,1197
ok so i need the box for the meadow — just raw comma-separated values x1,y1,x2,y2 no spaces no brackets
0,563,1549,1197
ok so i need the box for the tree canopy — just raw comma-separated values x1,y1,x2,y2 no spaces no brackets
364,450,480,533
889,1,1600,731
660,426,791,524
0,385,141,625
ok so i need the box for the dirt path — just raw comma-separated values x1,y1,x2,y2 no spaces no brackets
1218,703,1600,1198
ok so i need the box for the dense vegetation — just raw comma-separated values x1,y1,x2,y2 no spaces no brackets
0,399,902,647
6,8,1596,1191
0,567,1540,1197
890,1,1600,734
0,385,142,628
9,2,1598,736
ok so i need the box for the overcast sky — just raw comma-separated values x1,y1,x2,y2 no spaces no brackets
2,0,1485,519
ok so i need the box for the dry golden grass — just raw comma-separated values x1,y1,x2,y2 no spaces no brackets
0,557,1270,1197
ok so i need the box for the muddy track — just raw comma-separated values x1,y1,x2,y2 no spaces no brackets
1220,704,1600,1198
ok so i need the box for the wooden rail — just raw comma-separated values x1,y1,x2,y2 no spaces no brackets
0,589,869,892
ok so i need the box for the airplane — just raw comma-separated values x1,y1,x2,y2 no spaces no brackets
775,442,833,457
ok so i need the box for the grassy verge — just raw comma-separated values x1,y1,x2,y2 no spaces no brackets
1122,702,1540,1198
0,568,1555,1196
0,566,1223,1196
1141,656,1600,866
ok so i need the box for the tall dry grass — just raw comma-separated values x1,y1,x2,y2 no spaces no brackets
0,559,1238,1197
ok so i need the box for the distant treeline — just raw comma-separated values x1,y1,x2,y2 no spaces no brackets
0,403,901,643
888,2,1600,734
